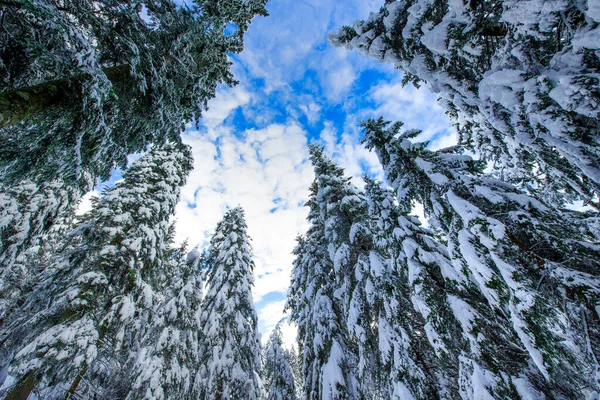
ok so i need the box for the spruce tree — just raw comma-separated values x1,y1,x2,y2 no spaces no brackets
362,117,600,398
308,145,380,396
330,1,600,208
363,176,447,399
0,0,268,265
1,0,268,186
127,245,205,400
286,182,361,400
263,321,298,400
195,207,263,400
0,143,193,399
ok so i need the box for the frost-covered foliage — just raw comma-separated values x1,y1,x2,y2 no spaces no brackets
363,117,600,399
0,0,268,263
263,321,298,400
1,0,267,187
308,145,382,396
196,207,263,400
0,179,77,266
330,0,600,208
127,245,204,400
364,176,448,399
0,202,75,324
0,144,192,399
0,179,79,300
286,181,361,400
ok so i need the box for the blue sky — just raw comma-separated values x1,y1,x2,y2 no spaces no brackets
79,0,456,345
172,0,456,344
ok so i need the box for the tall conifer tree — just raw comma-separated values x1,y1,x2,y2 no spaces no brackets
195,207,262,400
308,145,380,396
0,143,193,399
286,182,361,400
362,117,600,398
330,0,600,207
127,245,205,400
263,321,298,400
363,176,448,399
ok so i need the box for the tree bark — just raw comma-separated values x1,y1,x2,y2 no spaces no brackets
5,373,35,400
0,64,130,129
64,365,88,400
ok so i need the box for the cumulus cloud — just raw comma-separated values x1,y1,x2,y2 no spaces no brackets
258,302,299,351
175,121,313,306
258,300,287,337
366,80,457,148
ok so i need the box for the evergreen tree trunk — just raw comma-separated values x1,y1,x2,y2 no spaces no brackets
0,64,130,129
5,373,35,400
64,365,88,400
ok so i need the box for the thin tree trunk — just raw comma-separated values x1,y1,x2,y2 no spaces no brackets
5,373,35,400
64,365,88,400
62,323,110,399
0,64,130,129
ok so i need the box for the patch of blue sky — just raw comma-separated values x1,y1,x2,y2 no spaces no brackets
224,22,240,37
95,168,122,193
255,291,286,308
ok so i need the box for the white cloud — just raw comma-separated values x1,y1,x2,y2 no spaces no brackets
201,85,252,133
237,0,386,94
258,300,287,338
76,190,99,215
175,121,313,314
298,100,322,125
366,80,456,148
319,50,358,102
428,130,458,151
258,301,298,351
279,320,299,351
319,122,383,186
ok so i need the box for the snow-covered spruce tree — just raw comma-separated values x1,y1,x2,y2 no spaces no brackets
308,145,382,396
364,173,531,399
0,0,268,268
195,207,262,400
330,0,600,208
362,117,600,398
0,143,193,399
363,176,453,399
263,321,297,400
1,0,267,186
126,244,205,400
285,181,361,400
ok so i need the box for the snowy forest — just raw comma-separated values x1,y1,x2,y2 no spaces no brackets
0,0,599,399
